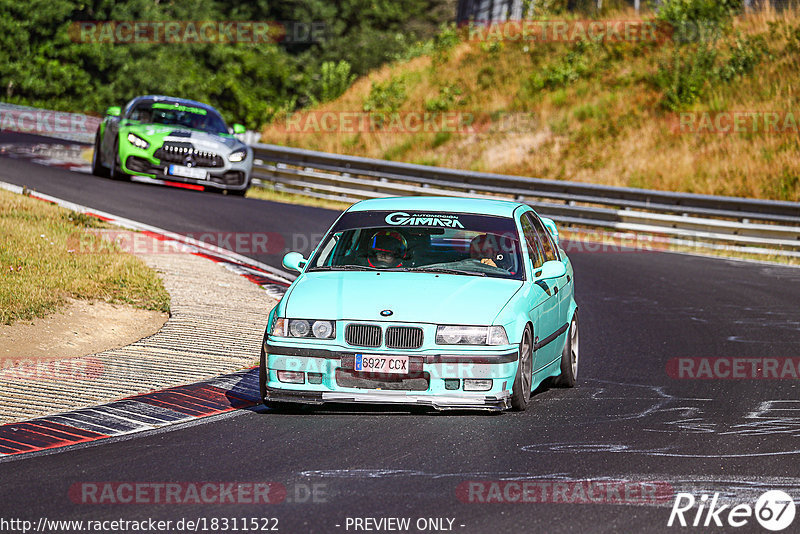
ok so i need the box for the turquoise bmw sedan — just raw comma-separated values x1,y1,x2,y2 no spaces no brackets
260,196,578,411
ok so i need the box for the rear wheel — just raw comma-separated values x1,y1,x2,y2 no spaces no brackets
510,326,533,411
91,132,108,177
554,314,579,388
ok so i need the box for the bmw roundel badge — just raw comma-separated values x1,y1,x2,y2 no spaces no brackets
380,309,393,317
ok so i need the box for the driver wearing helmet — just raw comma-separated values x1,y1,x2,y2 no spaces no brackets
367,230,407,268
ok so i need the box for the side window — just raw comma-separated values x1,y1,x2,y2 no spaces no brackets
528,213,559,262
520,214,545,269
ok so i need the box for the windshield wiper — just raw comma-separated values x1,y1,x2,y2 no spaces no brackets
407,267,486,277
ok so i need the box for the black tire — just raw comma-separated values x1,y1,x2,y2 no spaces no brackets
554,314,579,388
259,336,268,404
510,326,533,411
229,186,248,197
109,139,129,181
91,131,109,177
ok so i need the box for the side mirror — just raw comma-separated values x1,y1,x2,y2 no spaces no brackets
232,123,246,134
282,252,307,273
106,106,121,117
534,260,566,280
540,217,559,246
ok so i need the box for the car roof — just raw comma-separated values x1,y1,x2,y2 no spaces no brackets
126,95,220,115
347,196,525,217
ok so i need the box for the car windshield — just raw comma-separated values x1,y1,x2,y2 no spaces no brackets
308,210,524,280
127,101,229,135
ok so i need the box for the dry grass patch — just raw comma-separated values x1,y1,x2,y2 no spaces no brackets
0,188,169,325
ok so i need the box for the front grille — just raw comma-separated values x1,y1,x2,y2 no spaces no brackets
335,369,429,391
385,326,423,349
345,323,382,348
154,142,224,168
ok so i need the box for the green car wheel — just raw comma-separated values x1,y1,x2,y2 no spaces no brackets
91,132,108,177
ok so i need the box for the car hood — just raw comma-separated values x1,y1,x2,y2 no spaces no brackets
284,271,523,325
123,123,243,152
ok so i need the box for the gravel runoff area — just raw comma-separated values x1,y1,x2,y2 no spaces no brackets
0,235,278,424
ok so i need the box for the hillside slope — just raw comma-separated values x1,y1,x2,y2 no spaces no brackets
261,9,800,202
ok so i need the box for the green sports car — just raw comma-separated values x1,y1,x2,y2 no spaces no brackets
92,95,253,194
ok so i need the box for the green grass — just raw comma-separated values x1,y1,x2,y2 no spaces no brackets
0,188,170,325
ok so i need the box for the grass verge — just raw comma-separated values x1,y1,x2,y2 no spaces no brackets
0,188,170,325
246,183,351,212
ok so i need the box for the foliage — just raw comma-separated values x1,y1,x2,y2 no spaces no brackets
424,83,464,112
0,0,454,129
653,0,764,110
318,61,356,103
362,77,407,113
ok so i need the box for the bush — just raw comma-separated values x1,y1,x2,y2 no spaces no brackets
655,44,718,110
654,32,769,110
362,77,407,113
318,61,356,103
658,0,742,43
424,83,464,112
528,41,594,93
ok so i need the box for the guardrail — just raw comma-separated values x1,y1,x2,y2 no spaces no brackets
250,143,800,258
0,103,100,144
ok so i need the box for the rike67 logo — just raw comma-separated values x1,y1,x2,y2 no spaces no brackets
668,490,796,531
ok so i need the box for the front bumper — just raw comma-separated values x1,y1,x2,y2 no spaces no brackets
123,154,251,191
263,340,518,411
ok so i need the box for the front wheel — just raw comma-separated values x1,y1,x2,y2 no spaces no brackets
91,132,108,177
109,140,129,181
510,326,533,411
554,314,579,388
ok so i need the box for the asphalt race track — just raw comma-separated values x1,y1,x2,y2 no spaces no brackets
1,132,799,533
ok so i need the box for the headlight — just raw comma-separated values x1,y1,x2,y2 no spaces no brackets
272,318,335,339
228,149,247,162
435,325,509,345
312,320,335,339
127,133,149,149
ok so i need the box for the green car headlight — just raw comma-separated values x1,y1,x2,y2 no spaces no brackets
435,325,509,346
229,149,247,162
127,133,149,149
